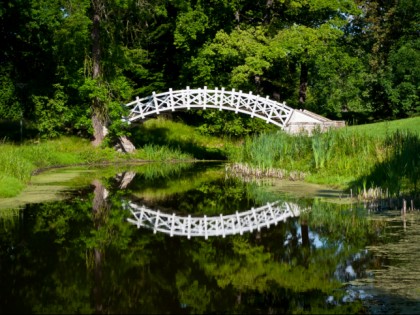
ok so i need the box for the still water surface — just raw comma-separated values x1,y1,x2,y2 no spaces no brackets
0,162,419,314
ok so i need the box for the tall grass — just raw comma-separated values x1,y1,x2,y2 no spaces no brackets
229,126,420,198
0,144,35,182
0,137,126,197
357,130,420,197
311,130,334,169
136,144,193,161
233,131,313,172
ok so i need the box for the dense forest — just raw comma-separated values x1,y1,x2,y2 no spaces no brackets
0,0,418,145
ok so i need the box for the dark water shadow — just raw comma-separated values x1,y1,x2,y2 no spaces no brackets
344,284,420,315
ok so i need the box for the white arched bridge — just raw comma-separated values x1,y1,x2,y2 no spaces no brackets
126,200,305,239
124,86,345,134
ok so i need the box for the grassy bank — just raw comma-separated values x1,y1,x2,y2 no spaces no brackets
228,117,420,201
0,118,232,198
1,116,419,201
0,137,122,197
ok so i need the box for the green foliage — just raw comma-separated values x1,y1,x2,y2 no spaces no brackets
0,66,22,121
387,39,420,116
1,0,418,143
32,84,71,138
349,0,420,119
174,8,209,51
309,47,371,115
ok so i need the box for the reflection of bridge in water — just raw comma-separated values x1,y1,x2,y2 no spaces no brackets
126,200,305,239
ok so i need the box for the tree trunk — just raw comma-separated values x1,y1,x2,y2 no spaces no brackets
91,179,109,314
92,8,101,80
301,220,310,248
91,2,107,147
92,111,108,147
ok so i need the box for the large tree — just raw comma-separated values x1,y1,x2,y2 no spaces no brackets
1,0,418,142
185,0,360,111
85,0,155,146
350,0,420,118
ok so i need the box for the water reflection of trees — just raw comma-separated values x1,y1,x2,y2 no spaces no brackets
0,199,376,313
0,163,390,314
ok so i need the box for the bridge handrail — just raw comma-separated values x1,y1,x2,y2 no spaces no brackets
124,86,295,128
126,200,306,238
125,87,293,110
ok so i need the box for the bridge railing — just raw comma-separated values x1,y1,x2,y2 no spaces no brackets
124,86,294,128
126,200,307,239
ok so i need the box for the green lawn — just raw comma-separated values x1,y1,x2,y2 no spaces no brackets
344,116,420,138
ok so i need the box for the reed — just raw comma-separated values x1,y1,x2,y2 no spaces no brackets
228,126,419,201
311,130,335,169
236,131,312,172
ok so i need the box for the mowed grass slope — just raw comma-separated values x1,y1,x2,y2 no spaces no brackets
344,116,420,138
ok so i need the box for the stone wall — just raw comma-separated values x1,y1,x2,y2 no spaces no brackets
284,109,345,135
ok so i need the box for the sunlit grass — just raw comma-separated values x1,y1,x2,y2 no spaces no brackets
0,120,235,198
0,176,25,198
132,117,235,160
229,118,420,197
136,144,193,161
343,116,420,138
0,137,128,197
140,117,227,147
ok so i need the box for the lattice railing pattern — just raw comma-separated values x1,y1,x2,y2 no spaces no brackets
126,200,304,238
124,86,294,128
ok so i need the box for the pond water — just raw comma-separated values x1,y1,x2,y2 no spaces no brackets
0,162,419,314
